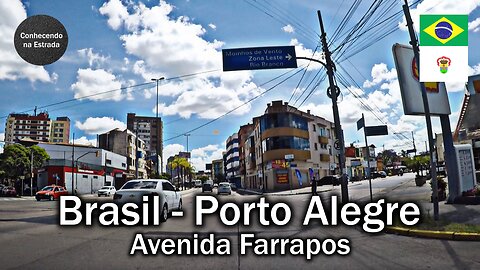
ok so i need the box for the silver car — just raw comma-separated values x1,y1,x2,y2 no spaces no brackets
113,179,182,221
217,182,232,195
97,186,116,197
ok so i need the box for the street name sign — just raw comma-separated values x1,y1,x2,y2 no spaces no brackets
222,46,297,71
365,125,388,137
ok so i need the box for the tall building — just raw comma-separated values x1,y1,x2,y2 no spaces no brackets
50,117,71,143
211,159,225,182
98,128,148,179
238,123,254,189
225,133,240,184
4,113,70,144
126,113,163,172
242,100,336,192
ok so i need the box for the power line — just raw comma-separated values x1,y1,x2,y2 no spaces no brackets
164,67,307,143
0,69,220,120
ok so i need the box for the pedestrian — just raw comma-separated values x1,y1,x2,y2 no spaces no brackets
311,176,318,196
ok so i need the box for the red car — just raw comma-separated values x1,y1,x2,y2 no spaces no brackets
35,185,68,201
2,186,17,197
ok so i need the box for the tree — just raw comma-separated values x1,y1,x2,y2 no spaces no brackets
0,144,49,181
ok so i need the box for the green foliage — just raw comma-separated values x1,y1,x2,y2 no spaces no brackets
0,144,49,180
198,175,209,181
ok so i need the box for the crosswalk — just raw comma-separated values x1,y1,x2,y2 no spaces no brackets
0,196,36,201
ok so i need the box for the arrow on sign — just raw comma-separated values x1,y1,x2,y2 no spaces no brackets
286,54,293,61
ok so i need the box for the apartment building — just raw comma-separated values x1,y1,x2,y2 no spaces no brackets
4,113,70,144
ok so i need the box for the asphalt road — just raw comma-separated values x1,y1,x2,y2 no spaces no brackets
1,174,479,270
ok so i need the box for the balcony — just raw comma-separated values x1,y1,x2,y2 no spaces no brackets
318,136,329,144
320,154,330,162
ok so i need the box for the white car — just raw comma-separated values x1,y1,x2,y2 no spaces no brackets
97,186,116,197
113,179,182,222
217,182,232,195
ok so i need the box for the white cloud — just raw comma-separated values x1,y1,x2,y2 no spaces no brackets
0,133,4,154
290,38,324,70
0,0,54,82
75,117,126,135
77,48,110,68
190,144,224,171
98,0,129,30
399,0,480,32
71,68,126,101
208,23,216,30
163,144,185,161
72,136,97,147
163,143,224,172
99,0,262,119
282,24,295,33
469,17,480,32
363,63,397,88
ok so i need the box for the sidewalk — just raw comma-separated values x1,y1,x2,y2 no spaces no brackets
380,177,480,226
237,185,333,196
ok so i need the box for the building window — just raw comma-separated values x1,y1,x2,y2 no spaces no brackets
314,143,318,151
93,176,98,179
313,124,316,132
106,159,112,165
83,175,88,178
122,163,126,168
264,136,310,151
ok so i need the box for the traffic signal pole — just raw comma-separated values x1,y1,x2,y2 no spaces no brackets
318,10,349,204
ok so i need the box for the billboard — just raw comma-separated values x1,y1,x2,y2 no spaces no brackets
392,43,451,115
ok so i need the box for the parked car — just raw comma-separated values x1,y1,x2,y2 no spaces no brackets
213,183,218,189
35,185,68,201
318,175,341,186
202,182,213,192
217,182,232,195
194,180,203,188
230,183,237,191
371,171,387,179
113,179,182,222
2,186,17,197
97,186,116,197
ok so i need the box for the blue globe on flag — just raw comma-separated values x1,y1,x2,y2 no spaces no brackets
435,21,453,39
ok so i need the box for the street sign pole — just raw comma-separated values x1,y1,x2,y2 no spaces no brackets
362,114,373,202
318,10,349,204
403,0,439,220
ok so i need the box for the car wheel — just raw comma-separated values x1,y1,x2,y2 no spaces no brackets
49,195,54,201
178,200,182,211
229,191,231,195
161,204,168,222
36,196,40,201
98,194,101,197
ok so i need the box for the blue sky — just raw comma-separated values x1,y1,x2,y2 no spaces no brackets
1,0,480,170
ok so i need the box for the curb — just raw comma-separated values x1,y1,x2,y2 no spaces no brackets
385,227,480,241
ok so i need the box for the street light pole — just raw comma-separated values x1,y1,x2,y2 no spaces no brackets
185,133,191,190
151,77,165,176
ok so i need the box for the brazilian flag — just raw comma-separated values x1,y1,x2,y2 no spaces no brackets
420,15,468,46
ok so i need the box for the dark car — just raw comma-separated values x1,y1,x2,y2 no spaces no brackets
202,183,213,192
318,175,341,186
230,183,237,191
371,171,387,179
2,186,17,197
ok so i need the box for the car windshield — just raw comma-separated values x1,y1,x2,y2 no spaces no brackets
100,186,110,189
220,183,230,187
41,186,54,191
121,181,157,190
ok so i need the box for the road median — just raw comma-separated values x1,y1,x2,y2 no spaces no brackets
386,226,480,241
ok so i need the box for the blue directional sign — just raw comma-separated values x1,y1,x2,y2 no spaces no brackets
222,46,297,71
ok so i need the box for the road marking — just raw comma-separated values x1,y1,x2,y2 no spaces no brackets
171,211,184,217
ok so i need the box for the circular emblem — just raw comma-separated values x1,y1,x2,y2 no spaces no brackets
14,15,68,65
434,21,453,40
411,57,419,81
334,140,340,150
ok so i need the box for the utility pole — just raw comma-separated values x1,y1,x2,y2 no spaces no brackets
71,132,75,194
412,131,417,157
30,149,34,196
403,0,439,220
362,114,373,202
318,10,349,203
135,129,139,179
151,77,165,176
185,133,191,190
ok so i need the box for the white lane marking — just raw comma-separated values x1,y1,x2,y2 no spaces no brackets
171,211,184,217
